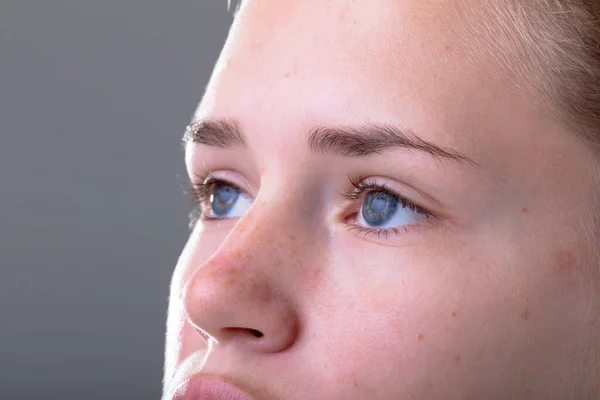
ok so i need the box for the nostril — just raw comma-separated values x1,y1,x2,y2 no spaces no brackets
249,329,264,338
223,327,264,338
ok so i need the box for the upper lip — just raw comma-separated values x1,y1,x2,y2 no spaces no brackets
169,374,264,400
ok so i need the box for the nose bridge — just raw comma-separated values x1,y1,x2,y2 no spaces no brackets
226,195,308,273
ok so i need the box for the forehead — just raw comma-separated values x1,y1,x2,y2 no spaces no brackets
200,1,515,119
196,0,528,162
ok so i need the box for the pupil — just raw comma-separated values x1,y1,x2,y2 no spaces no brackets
218,187,234,203
371,196,387,213
211,183,239,216
362,191,398,227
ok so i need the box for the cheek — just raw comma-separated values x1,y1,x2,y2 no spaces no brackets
307,252,472,393
308,240,581,397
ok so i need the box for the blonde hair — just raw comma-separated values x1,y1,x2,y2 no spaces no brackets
461,0,600,254
483,0,600,153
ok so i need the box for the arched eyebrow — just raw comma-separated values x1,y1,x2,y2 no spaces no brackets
307,125,479,166
183,118,479,167
183,119,246,148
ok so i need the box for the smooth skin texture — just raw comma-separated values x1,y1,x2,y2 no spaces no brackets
164,0,600,399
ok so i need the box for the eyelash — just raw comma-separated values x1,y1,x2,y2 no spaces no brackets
186,175,227,229
185,174,436,238
340,175,435,239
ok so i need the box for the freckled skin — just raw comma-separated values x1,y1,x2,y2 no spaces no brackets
164,0,600,399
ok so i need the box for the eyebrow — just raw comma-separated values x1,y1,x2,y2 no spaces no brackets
183,119,246,148
184,118,479,167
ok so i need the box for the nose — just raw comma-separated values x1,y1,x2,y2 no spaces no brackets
182,212,301,353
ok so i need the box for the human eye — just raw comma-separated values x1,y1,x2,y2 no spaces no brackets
341,175,436,239
187,174,253,228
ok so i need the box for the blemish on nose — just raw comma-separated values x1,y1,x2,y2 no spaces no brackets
417,333,425,341
520,309,529,321
454,355,461,362
231,248,243,260
225,278,236,288
451,311,457,317
521,206,528,213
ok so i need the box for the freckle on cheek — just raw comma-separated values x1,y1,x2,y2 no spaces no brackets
521,206,528,213
553,247,580,279
454,355,461,362
520,309,530,321
306,266,323,287
417,333,425,341
311,266,322,279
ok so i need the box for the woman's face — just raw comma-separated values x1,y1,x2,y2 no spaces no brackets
164,1,600,399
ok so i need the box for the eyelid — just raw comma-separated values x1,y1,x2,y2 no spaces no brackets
186,170,255,229
333,175,445,243
341,175,440,216
191,170,256,198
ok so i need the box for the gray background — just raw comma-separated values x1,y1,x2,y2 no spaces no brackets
0,2,233,398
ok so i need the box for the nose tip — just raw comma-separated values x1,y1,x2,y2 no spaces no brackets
183,260,300,354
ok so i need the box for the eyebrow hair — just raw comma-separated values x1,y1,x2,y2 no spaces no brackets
307,125,478,166
184,118,478,167
183,118,246,148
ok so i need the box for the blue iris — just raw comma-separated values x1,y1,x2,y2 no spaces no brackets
210,183,240,217
362,191,399,227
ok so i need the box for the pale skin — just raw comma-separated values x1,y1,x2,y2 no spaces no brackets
163,0,600,399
